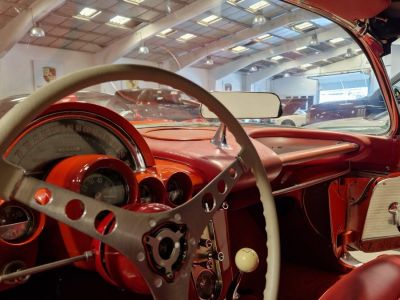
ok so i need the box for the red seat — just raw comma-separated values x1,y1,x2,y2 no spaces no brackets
320,255,400,300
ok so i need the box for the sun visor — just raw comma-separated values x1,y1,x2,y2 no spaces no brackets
302,0,390,21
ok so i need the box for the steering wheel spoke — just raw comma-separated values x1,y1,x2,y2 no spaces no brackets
174,156,245,239
0,161,150,258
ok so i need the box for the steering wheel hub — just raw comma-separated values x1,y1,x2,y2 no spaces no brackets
143,223,188,281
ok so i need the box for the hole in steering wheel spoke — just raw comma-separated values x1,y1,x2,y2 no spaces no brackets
94,210,116,235
217,180,227,194
228,167,237,179
202,193,216,213
65,199,85,220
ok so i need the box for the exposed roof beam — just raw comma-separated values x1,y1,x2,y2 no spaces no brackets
170,10,315,71
246,44,360,84
211,26,346,79
95,0,225,64
0,0,65,59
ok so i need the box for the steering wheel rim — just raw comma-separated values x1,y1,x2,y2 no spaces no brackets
0,64,280,299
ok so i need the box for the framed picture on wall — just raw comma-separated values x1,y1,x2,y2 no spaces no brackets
32,60,64,90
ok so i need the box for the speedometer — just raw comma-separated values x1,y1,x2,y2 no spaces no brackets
6,117,138,172
80,169,128,206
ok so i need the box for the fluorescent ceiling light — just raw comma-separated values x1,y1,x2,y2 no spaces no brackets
293,21,314,31
231,45,249,53
296,46,307,51
177,33,196,42
301,63,313,68
329,37,345,44
198,15,222,26
247,1,270,13
123,0,144,4
271,55,284,61
255,33,271,41
109,15,131,25
227,0,244,5
354,48,362,53
156,28,176,38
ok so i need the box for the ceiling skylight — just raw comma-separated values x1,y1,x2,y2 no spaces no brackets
109,15,131,25
296,46,308,51
156,28,176,38
74,7,101,20
247,1,270,13
271,55,284,61
198,15,222,26
227,0,244,5
293,21,315,31
177,33,197,42
255,33,271,41
329,37,345,44
231,45,249,53
123,0,144,4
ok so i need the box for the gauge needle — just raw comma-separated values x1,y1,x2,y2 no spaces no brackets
0,221,28,240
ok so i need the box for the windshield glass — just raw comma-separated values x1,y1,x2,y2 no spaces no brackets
0,1,390,135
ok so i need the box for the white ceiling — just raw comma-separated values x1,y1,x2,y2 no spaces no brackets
0,0,358,79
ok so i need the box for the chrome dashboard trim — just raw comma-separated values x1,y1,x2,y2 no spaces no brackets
272,168,350,196
279,142,359,165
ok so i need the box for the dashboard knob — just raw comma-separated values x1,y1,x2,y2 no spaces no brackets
234,247,259,273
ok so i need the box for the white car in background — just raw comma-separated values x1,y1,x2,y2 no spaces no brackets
270,109,307,127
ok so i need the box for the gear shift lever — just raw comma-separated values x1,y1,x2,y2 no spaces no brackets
232,248,259,299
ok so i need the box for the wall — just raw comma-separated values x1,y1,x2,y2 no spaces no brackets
215,73,244,91
270,76,318,99
177,67,209,89
0,44,210,98
0,44,94,97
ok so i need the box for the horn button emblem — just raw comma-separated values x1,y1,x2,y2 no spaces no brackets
143,223,188,281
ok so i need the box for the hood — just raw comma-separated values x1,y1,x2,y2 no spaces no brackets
302,0,400,55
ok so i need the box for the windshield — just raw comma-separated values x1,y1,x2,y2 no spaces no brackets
0,1,391,135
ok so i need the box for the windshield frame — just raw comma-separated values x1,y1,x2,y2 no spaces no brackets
284,0,399,137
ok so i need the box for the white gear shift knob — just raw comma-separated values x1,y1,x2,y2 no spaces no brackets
234,247,259,273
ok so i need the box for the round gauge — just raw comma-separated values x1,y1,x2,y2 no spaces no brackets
6,118,137,172
167,180,185,205
139,183,154,203
166,173,192,206
80,169,128,206
0,205,34,242
195,269,217,300
138,177,165,204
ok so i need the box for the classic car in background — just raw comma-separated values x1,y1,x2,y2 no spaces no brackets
269,108,306,126
114,88,201,121
2,1,400,300
306,72,400,125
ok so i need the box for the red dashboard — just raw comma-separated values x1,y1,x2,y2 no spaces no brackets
1,101,400,299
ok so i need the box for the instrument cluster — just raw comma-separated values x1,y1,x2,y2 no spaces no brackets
0,103,201,291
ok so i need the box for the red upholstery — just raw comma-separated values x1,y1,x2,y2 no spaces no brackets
320,255,400,300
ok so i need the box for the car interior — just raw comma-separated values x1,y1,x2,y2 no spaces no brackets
2,0,400,300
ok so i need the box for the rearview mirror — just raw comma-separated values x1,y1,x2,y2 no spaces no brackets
201,92,282,119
